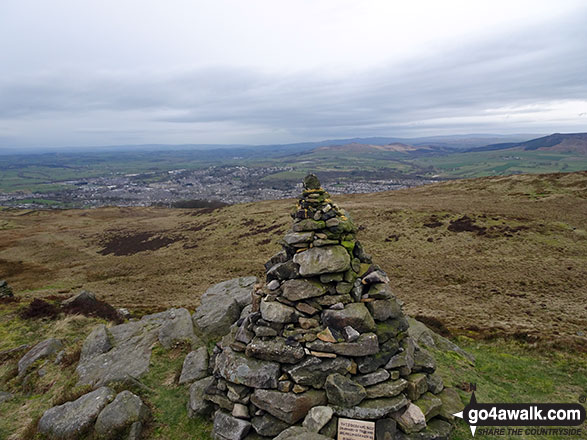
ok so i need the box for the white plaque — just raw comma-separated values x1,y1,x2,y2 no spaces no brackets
337,417,375,440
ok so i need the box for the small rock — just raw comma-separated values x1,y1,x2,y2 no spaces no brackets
80,325,112,361
282,279,326,301
214,348,280,389
62,290,96,307
126,421,143,440
363,270,390,284
332,395,408,420
414,392,442,421
260,300,297,324
284,356,353,388
322,303,376,333
406,373,428,401
343,326,360,342
426,374,444,394
232,403,249,419
365,379,408,399
355,369,390,387
245,337,305,364
293,245,351,276
251,413,290,437
267,280,280,291
179,347,209,385
317,327,337,343
274,426,333,440
376,418,397,440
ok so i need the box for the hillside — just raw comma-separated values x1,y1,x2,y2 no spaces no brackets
313,142,437,154
1,171,585,351
472,132,587,154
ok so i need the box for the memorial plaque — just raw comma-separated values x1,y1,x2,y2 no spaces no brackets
337,418,375,440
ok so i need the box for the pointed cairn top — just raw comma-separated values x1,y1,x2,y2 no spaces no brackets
303,173,321,190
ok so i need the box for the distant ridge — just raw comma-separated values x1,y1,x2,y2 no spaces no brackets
470,133,587,154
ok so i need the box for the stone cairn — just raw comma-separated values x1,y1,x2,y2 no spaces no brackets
206,174,456,440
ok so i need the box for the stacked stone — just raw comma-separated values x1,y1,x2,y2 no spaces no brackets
205,175,455,440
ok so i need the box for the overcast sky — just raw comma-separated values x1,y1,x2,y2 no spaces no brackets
1,0,586,149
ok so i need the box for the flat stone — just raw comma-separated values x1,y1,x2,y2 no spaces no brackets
284,356,353,388
204,276,257,308
317,327,337,343
38,387,115,439
215,348,280,389
320,272,344,283
322,303,376,333
303,406,334,433
179,347,209,384
366,379,408,399
367,299,402,321
251,389,327,424
293,245,351,276
325,373,366,407
437,387,463,421
292,219,326,232
213,410,251,440
355,369,390,387
282,279,327,302
188,376,215,418
94,391,150,438
315,294,352,306
394,403,426,434
332,395,408,420
251,413,290,437
296,302,320,315
18,338,63,376
283,231,314,245
306,332,379,356
260,300,297,323
245,337,305,364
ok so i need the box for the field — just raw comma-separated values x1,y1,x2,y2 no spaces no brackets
0,171,586,439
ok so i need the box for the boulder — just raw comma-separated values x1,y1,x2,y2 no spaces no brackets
179,346,209,385
283,356,353,388
158,307,199,349
188,376,215,418
394,403,426,434
293,245,351,276
193,295,241,341
94,391,149,438
303,406,334,433
332,395,408,420
245,337,305,364
38,387,115,439
281,279,326,302
213,410,251,440
325,373,366,407
322,303,376,333
251,389,327,424
62,290,97,307
18,338,63,376
215,348,280,389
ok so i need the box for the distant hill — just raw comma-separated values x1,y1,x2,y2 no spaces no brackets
312,142,438,154
471,133,587,154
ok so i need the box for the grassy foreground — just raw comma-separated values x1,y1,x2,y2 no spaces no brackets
1,298,585,439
